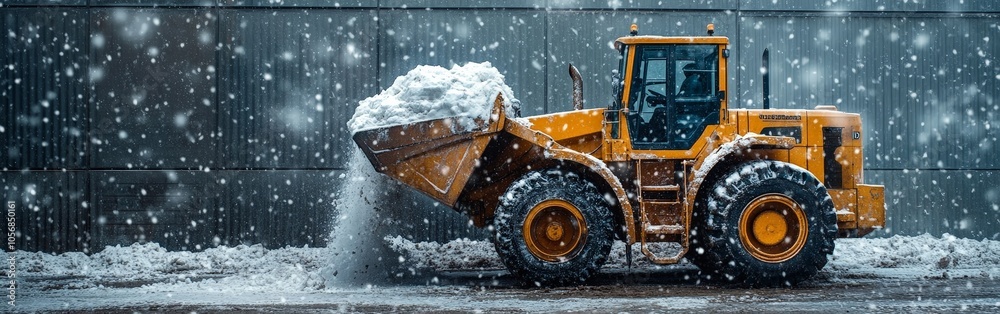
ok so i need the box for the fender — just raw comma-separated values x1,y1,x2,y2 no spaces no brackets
504,118,638,243
685,133,797,214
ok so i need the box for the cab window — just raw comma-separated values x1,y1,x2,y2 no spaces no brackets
626,44,720,150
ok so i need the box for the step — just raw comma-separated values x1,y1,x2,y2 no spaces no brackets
643,224,685,235
640,185,680,192
640,241,685,265
642,200,681,206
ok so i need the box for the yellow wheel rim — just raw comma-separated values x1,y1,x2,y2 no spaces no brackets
523,199,587,262
738,194,808,263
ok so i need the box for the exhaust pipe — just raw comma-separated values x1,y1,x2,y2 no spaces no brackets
568,64,584,110
762,48,770,110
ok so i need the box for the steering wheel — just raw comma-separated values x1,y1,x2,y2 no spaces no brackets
646,89,668,106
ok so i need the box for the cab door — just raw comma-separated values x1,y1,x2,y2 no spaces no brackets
617,43,725,238
622,44,722,155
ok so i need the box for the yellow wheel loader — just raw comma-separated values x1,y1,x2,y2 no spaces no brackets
353,24,885,286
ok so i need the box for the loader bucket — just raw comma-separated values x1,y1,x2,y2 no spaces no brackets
351,95,508,207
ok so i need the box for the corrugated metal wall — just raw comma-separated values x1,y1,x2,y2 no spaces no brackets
2,1,998,253
2,7,88,170
89,8,219,169
218,9,378,168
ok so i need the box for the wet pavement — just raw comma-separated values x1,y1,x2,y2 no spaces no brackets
20,266,1000,313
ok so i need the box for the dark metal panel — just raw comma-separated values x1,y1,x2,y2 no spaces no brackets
89,8,219,169
89,0,216,6
380,183,488,243
548,0,738,10
216,170,337,248
737,15,999,170
378,10,547,116
740,0,1000,13
1,8,88,170
224,167,486,244
90,169,342,251
380,0,540,9
218,9,378,169
0,0,87,5
1,171,90,253
547,11,738,112
219,0,377,7
91,170,218,250
867,170,1000,240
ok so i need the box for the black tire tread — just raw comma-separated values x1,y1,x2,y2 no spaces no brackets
492,170,614,286
688,160,837,286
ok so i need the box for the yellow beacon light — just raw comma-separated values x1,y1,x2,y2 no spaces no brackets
707,23,715,36
630,23,638,36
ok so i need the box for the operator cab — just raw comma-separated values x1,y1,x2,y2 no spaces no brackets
611,25,729,152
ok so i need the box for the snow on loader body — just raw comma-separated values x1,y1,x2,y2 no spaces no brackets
352,24,885,287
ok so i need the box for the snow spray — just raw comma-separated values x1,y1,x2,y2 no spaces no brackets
320,149,412,287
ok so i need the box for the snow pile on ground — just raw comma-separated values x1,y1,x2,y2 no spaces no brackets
385,236,661,270
11,243,327,291
347,61,519,133
831,234,1000,270
11,233,1000,293
386,236,502,270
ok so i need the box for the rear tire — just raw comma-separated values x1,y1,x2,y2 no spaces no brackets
493,170,614,286
688,160,837,286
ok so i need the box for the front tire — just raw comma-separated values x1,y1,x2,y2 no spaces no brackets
689,160,837,286
493,170,614,286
